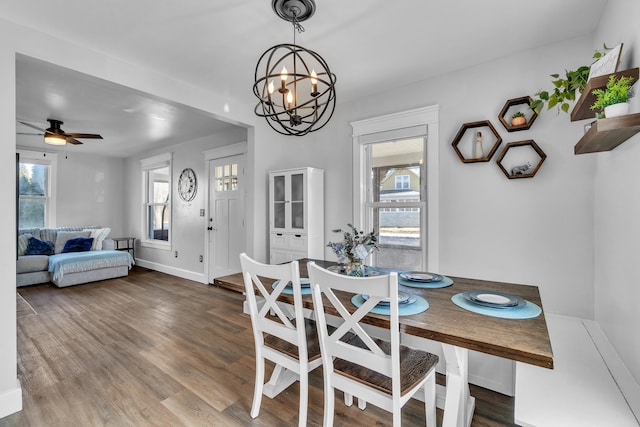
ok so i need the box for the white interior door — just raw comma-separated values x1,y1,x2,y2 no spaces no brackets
208,154,245,281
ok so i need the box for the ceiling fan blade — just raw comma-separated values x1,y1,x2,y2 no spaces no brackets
65,137,84,145
18,121,47,133
16,132,44,136
66,133,103,139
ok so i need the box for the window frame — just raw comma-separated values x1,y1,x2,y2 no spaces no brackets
140,152,172,250
17,149,57,228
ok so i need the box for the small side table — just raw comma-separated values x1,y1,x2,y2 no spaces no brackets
112,237,136,259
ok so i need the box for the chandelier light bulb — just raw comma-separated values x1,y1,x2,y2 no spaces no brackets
268,80,275,94
280,66,288,81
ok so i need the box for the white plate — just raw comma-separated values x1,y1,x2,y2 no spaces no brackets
475,293,511,304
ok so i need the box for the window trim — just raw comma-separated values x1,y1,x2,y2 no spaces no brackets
350,105,440,272
17,149,57,228
140,152,172,250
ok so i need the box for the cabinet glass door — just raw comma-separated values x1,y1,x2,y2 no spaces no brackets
290,173,304,229
273,175,286,229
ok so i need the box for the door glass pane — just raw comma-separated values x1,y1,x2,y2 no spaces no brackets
274,202,285,228
291,173,303,201
274,175,285,201
291,202,303,229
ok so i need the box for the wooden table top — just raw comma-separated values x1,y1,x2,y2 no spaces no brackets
214,258,554,369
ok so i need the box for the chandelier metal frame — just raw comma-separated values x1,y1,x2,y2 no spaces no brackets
253,0,337,136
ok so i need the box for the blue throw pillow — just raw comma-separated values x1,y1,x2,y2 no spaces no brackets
24,237,55,256
61,237,94,253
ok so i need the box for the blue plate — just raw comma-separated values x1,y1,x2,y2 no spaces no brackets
399,271,444,283
462,290,525,309
361,292,416,307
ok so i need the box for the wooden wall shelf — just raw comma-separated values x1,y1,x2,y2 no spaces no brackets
498,96,538,132
574,113,640,154
496,140,546,179
451,120,502,163
570,68,639,122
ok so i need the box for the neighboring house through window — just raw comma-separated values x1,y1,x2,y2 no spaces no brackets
17,150,57,228
141,153,172,248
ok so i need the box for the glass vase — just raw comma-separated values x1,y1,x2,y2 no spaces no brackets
345,261,365,277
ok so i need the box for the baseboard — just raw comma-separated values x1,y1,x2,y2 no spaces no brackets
584,319,640,423
0,379,22,419
134,259,207,284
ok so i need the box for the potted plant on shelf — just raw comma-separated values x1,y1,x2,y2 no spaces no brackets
530,44,611,114
590,74,635,118
511,112,526,126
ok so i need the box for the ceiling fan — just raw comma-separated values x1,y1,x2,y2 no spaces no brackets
17,118,103,145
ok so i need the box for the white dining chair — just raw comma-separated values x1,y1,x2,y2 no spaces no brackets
307,261,439,427
239,253,322,427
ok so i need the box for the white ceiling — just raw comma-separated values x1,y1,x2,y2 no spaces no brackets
6,0,608,157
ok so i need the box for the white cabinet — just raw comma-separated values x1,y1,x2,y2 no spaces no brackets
269,167,324,264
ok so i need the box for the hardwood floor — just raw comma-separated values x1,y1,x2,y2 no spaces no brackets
3,267,516,426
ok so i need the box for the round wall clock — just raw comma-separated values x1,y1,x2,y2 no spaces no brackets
178,168,197,201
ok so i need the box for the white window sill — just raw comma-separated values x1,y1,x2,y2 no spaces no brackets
140,240,171,250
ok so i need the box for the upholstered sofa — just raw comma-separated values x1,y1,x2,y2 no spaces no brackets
17,226,134,287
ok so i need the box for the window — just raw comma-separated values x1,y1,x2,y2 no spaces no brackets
351,105,440,272
394,174,410,189
17,150,57,228
141,153,172,247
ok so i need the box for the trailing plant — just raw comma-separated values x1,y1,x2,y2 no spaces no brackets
530,44,611,114
590,75,635,111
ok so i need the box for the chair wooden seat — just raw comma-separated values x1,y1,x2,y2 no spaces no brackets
264,318,322,362
334,337,439,396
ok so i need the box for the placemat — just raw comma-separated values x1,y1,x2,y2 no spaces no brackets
399,275,454,289
351,294,429,316
451,293,541,319
272,280,312,295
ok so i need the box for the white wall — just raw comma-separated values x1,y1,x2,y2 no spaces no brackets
269,37,597,319
54,152,124,234
124,126,247,281
592,0,640,384
0,43,21,419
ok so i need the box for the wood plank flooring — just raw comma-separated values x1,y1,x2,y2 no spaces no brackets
3,267,516,426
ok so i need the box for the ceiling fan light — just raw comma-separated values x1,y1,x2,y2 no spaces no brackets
44,134,66,145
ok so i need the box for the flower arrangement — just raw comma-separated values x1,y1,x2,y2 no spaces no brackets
327,223,378,264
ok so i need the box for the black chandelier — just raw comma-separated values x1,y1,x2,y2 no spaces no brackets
253,0,337,136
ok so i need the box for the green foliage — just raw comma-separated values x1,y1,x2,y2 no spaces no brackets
512,111,525,118
590,75,635,111
529,44,611,114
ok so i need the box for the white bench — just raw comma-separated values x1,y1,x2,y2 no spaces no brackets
515,314,639,426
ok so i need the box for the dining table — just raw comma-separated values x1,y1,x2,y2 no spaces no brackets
215,258,554,427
